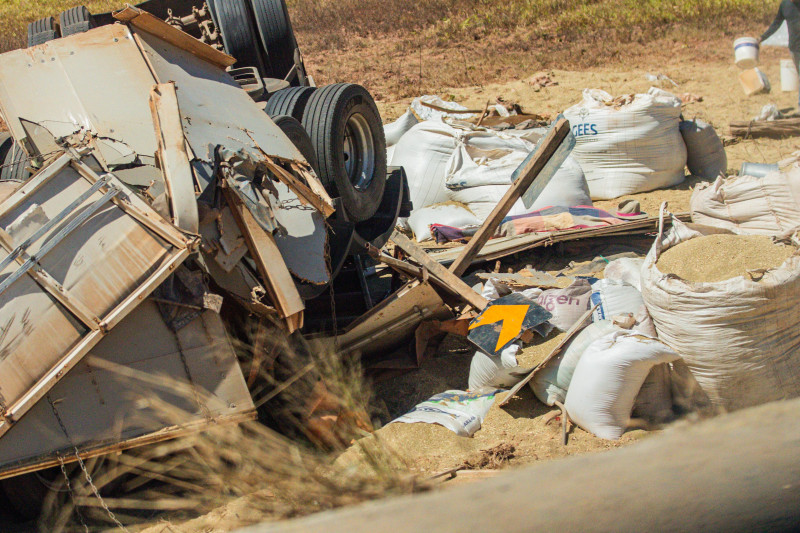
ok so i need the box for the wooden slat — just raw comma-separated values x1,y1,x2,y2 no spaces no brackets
730,118,800,139
430,213,693,267
448,118,570,277
149,82,200,233
115,6,236,69
390,231,489,311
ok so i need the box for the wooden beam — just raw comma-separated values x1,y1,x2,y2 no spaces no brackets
730,118,800,139
447,117,570,277
390,231,489,311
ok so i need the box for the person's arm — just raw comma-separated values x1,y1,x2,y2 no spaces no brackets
761,3,786,42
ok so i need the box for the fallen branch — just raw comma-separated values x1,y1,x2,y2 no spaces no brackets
729,118,800,139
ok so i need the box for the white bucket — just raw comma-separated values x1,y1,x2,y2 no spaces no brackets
781,59,799,91
734,37,760,69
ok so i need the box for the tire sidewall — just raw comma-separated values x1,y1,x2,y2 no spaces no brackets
329,94,386,223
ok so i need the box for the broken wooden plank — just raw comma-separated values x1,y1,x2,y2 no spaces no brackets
498,304,598,407
448,117,570,277
224,190,305,332
264,157,335,218
430,213,692,267
114,6,236,69
390,230,489,311
149,82,200,233
730,118,800,139
475,271,568,289
366,245,425,279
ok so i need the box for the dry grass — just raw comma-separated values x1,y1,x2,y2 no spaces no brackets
289,0,776,98
31,325,418,532
0,1,117,51
0,1,779,99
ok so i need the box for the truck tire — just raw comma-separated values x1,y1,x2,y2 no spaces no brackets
1,143,30,182
59,6,95,37
0,133,13,166
208,0,265,74
301,84,386,223
27,17,60,47
249,0,297,82
265,87,315,122
272,115,319,173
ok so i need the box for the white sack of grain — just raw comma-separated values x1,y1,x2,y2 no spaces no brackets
590,278,645,322
449,155,591,222
407,204,478,242
468,343,525,391
536,279,592,331
680,119,727,179
690,169,800,235
565,331,680,440
604,257,645,291
410,95,476,121
444,131,534,189
530,320,620,406
641,211,800,411
390,119,459,209
563,88,686,200
384,109,419,147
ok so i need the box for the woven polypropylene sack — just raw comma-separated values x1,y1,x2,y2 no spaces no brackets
563,88,686,200
530,320,620,406
680,119,727,179
641,211,800,411
690,170,800,235
389,119,460,209
384,109,418,147
565,331,680,440
449,155,591,222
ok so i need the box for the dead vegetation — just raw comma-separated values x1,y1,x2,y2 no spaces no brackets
33,333,420,532
0,1,778,100
290,0,775,98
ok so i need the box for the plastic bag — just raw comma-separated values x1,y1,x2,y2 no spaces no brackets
391,389,500,437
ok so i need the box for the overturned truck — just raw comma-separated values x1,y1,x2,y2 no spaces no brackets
0,2,417,511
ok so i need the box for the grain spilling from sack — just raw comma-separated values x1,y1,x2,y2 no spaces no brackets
656,234,795,283
642,216,800,411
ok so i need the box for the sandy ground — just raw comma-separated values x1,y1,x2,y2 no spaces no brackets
378,46,800,216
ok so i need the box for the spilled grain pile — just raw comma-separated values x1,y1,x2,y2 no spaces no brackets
656,234,795,283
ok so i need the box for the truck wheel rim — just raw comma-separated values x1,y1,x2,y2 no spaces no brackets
342,112,375,191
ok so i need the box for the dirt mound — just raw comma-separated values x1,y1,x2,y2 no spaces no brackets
337,389,645,476
656,234,795,283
